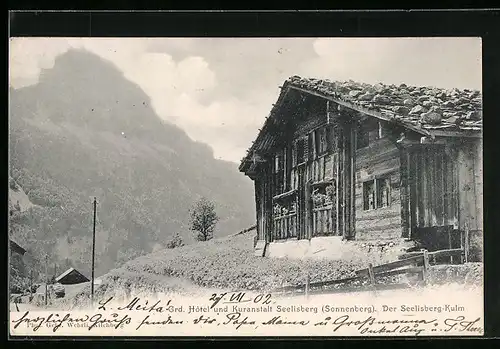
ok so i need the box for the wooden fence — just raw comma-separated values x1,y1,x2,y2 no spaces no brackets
312,204,334,237
274,213,298,240
272,248,464,296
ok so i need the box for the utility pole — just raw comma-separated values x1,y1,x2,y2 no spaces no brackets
91,197,97,306
45,255,48,306
29,269,33,302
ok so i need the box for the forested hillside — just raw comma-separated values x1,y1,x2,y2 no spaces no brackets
8,49,255,281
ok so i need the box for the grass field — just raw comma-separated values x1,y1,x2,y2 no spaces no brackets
57,232,483,310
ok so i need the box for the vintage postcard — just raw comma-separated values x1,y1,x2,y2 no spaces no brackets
8,37,483,337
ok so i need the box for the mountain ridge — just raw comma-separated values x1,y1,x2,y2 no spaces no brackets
8,49,255,280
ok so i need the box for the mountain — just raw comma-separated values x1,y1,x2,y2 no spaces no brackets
8,49,255,280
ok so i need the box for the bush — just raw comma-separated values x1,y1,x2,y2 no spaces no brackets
468,230,483,262
9,177,19,191
165,233,184,249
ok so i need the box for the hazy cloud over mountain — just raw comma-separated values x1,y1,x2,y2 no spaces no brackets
10,37,481,162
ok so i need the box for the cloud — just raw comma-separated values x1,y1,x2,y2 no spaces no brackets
9,38,252,161
9,38,71,88
9,37,482,162
303,37,482,90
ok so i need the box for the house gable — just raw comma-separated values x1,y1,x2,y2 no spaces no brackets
240,76,482,177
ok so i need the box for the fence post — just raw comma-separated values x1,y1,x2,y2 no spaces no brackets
29,269,33,303
464,224,470,264
305,272,310,300
368,263,375,286
448,230,454,264
422,249,430,285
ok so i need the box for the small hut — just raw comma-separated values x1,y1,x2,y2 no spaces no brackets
10,239,26,256
55,267,90,285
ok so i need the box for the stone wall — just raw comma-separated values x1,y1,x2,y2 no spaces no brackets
265,236,418,265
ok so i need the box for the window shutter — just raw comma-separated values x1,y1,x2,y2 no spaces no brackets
326,126,334,152
307,134,313,161
292,143,297,167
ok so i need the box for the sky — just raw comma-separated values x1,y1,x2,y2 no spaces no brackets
9,37,482,163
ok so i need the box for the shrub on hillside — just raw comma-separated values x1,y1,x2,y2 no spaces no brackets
165,233,184,249
468,230,483,262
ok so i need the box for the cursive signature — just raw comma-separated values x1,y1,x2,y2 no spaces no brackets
11,311,132,332
443,316,483,333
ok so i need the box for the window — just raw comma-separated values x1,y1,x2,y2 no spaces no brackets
284,146,292,191
307,133,313,161
376,177,391,208
363,177,391,210
357,127,369,149
275,154,281,172
315,127,328,156
363,180,376,210
357,121,386,150
378,122,386,139
326,126,335,152
274,150,284,195
296,138,306,164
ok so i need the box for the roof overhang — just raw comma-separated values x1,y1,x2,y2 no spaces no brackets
240,79,482,177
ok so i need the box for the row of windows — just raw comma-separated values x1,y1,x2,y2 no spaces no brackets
356,120,386,150
362,177,391,210
274,125,335,173
275,120,387,174
273,121,392,211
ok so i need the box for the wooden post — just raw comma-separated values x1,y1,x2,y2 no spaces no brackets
368,263,375,285
336,150,340,236
45,255,48,306
350,126,356,239
422,249,430,285
305,271,310,299
448,229,454,264
464,223,470,263
29,269,33,302
342,131,347,239
305,181,312,240
91,197,97,307
326,100,330,124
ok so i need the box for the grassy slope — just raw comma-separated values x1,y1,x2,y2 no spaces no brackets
59,232,483,310
116,232,370,291
59,232,369,308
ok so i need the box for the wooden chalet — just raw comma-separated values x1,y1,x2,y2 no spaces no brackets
239,76,482,254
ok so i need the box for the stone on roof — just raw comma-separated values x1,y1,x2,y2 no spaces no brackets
286,76,482,132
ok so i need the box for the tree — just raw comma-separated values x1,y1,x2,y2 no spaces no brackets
189,197,219,242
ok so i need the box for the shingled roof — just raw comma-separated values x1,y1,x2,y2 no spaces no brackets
240,76,482,172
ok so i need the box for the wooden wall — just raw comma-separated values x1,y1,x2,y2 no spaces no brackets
255,162,274,242
355,137,402,240
271,98,333,241
457,139,483,232
408,145,458,230
400,138,482,252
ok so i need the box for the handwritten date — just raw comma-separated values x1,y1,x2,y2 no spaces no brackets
208,292,272,309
